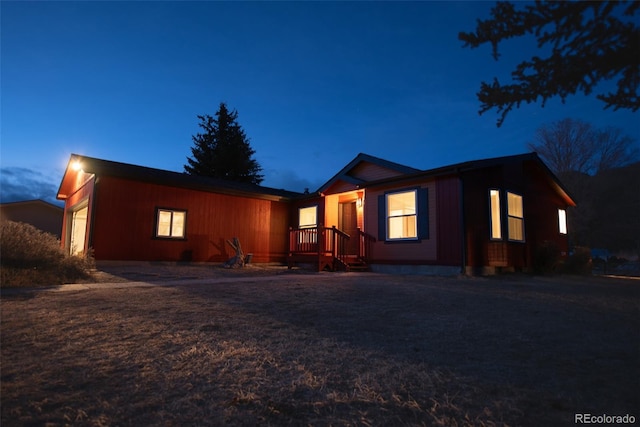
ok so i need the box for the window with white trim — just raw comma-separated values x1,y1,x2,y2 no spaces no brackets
156,208,186,239
386,190,417,240
299,206,317,229
558,209,567,234
507,192,524,241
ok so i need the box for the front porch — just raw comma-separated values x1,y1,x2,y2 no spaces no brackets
287,224,375,272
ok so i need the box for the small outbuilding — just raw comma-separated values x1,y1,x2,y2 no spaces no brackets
0,199,64,238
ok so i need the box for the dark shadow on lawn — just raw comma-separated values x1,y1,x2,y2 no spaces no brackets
178,274,640,417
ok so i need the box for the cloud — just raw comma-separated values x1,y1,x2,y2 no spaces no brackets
261,168,324,194
0,167,63,206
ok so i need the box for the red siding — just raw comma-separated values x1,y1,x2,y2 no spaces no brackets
435,176,463,266
522,161,571,257
462,167,499,268
90,176,290,263
462,160,571,272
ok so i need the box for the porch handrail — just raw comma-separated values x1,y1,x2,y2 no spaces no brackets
357,228,376,263
330,226,350,268
289,225,374,271
289,224,351,269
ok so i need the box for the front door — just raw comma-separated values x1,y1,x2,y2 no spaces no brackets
339,201,358,255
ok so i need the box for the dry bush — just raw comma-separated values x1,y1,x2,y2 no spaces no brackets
562,246,592,275
0,221,93,287
533,240,561,275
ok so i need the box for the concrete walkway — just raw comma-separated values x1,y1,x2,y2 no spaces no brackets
1,262,378,294
50,272,328,292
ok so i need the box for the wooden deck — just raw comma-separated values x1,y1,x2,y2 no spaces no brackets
287,225,375,272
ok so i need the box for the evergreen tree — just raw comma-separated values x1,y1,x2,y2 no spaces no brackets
184,103,264,185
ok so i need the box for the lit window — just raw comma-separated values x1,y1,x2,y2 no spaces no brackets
156,209,186,238
299,206,317,228
507,192,524,242
558,209,567,234
489,189,502,240
298,206,318,245
386,190,417,239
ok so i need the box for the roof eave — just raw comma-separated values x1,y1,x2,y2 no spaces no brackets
58,154,302,202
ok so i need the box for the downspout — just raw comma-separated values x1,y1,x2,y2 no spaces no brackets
458,173,467,275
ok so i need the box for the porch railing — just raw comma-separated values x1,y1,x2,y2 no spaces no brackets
357,228,376,263
288,224,350,270
289,225,374,270
331,226,350,269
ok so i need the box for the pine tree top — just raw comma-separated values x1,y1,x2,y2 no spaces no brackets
184,102,264,185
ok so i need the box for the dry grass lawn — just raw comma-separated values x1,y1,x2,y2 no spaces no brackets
1,266,638,426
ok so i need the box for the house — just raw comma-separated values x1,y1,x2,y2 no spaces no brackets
287,152,576,275
0,199,64,238
57,152,575,274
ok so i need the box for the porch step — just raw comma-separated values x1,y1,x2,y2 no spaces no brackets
346,261,369,272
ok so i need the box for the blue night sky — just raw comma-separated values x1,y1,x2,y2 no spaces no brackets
2,1,638,204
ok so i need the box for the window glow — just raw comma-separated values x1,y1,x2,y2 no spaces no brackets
171,212,185,237
387,190,417,239
299,206,317,228
489,190,502,239
507,192,524,241
70,206,88,256
298,206,318,245
558,209,567,234
156,209,186,238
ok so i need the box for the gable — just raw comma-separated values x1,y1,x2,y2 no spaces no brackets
317,153,420,194
322,179,360,194
348,162,409,182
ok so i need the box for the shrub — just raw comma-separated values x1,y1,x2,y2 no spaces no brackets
533,240,561,275
562,246,592,275
0,221,94,287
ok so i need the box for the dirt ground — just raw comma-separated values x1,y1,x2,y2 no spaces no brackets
1,264,638,426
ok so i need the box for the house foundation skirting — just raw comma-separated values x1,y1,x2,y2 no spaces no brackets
464,265,523,276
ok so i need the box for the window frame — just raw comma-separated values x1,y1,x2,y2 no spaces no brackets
558,208,568,235
385,189,418,241
298,205,318,229
154,207,187,240
377,187,429,243
506,191,525,242
489,189,502,240
298,205,318,245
